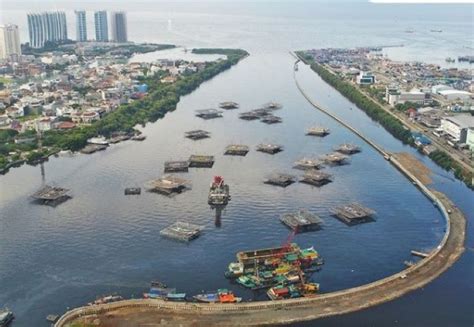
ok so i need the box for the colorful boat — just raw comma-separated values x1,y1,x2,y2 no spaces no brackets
217,289,241,303
208,176,231,205
193,293,219,303
225,262,244,278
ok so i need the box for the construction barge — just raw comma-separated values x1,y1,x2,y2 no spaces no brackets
321,152,349,165
293,158,323,170
306,127,330,137
208,176,231,206
264,173,296,187
224,145,250,156
219,102,239,110
335,143,361,155
160,222,204,242
164,161,189,173
280,210,323,231
300,170,333,187
256,143,283,154
146,175,191,195
31,185,71,206
185,130,210,140
189,155,215,168
330,202,376,225
195,109,223,119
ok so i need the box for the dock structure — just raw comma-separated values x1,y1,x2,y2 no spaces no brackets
160,222,204,242
306,127,330,137
264,173,296,187
185,130,210,140
300,170,333,186
280,209,323,231
224,144,250,156
261,115,282,124
335,143,361,155
219,101,239,110
124,187,141,195
239,111,261,120
195,109,223,120
256,143,283,155
146,175,191,195
189,155,215,168
261,102,283,110
164,161,189,173
293,158,323,170
31,185,71,205
330,202,376,225
321,152,349,165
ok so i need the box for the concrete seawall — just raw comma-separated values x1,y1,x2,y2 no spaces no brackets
54,57,466,327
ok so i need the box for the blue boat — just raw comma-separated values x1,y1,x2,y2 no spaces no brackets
193,293,219,303
166,293,187,301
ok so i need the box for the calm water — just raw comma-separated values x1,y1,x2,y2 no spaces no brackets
0,2,473,326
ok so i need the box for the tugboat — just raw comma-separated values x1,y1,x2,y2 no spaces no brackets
0,309,14,327
208,176,230,206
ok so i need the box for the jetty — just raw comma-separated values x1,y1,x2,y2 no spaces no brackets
280,210,323,231
164,161,189,173
124,187,141,195
335,143,361,155
219,101,239,110
306,127,330,137
189,155,215,168
321,152,349,165
31,185,71,205
160,222,204,242
293,158,323,170
300,170,332,186
185,130,210,140
146,175,190,195
330,202,376,225
261,115,282,124
256,143,283,154
195,109,223,119
224,145,250,156
264,173,296,187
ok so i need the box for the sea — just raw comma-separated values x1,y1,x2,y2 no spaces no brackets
0,1,473,326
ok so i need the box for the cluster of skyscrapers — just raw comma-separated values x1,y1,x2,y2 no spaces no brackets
27,10,128,48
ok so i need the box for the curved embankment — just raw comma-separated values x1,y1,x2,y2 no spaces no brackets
55,59,466,327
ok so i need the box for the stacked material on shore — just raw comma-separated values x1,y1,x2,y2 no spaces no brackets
31,185,71,205
293,158,323,170
321,152,349,165
146,175,191,195
335,143,361,154
300,170,333,186
185,130,210,140
264,173,296,187
280,209,323,231
219,101,239,110
306,126,330,137
160,222,204,242
189,155,215,168
164,161,189,173
256,143,283,154
330,202,376,225
195,109,223,119
224,144,250,156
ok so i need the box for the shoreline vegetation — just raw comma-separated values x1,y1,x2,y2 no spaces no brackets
296,51,473,189
0,48,248,175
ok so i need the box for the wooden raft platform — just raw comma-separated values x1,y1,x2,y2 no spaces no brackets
146,175,191,195
164,161,189,173
300,170,333,187
256,143,283,154
264,173,296,187
189,155,215,168
330,202,376,225
160,222,204,242
185,130,210,140
280,209,323,231
224,145,250,156
31,185,71,206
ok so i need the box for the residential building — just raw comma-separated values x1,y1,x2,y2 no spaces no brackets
0,24,21,61
440,114,474,143
75,10,87,42
110,12,127,43
94,11,108,42
27,12,68,48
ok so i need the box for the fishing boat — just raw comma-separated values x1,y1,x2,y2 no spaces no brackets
208,176,230,205
217,289,242,303
193,293,219,303
224,262,244,278
166,293,187,301
0,309,14,327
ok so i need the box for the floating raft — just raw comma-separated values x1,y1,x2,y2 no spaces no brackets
264,173,296,187
224,144,250,156
31,185,71,205
146,175,191,195
306,127,330,137
261,115,282,124
321,152,349,165
189,155,215,168
160,222,204,242
164,161,189,173
256,143,283,154
293,158,323,170
300,170,333,186
330,202,376,225
335,143,361,155
239,111,260,120
195,109,223,119
219,101,239,110
185,130,210,140
124,187,141,195
280,209,323,231
261,102,282,110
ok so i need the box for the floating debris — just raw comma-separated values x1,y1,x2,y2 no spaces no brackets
146,175,191,195
160,222,204,242
224,144,250,156
124,187,141,195
219,101,239,110
261,102,282,110
264,173,296,187
261,115,282,124
300,170,333,187
189,155,215,168
31,185,71,206
293,158,323,170
306,127,330,137
321,152,349,165
208,176,231,206
80,144,107,154
185,130,210,140
239,111,260,120
280,209,323,231
256,143,283,154
335,143,361,155
164,161,189,173
195,109,223,119
330,202,376,225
